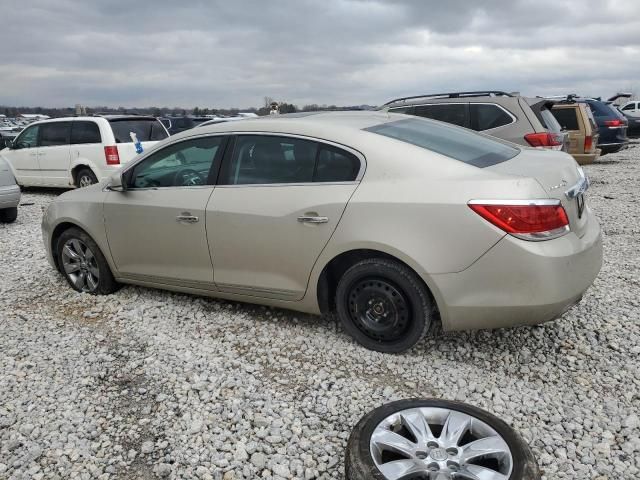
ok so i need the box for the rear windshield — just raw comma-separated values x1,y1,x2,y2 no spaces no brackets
586,100,616,117
109,119,168,143
551,108,580,131
364,118,518,168
537,108,563,133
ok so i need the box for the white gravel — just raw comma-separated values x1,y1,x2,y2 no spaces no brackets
1,143,639,480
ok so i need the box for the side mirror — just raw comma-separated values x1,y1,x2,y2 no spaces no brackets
106,172,126,192
4,138,14,149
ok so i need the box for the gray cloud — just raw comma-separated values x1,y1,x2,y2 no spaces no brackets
0,0,638,107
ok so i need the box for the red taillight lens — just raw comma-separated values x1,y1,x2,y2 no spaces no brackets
604,119,625,127
104,146,120,165
524,132,563,149
584,135,593,151
469,202,569,240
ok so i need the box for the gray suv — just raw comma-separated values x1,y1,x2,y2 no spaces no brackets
382,91,567,151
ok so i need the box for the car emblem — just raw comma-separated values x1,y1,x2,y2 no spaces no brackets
549,179,568,190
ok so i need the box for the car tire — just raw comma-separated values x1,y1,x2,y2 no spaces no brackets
75,168,98,188
335,258,432,353
0,207,18,223
56,227,119,295
345,398,541,480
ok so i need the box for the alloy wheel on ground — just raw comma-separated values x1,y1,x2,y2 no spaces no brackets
61,238,100,293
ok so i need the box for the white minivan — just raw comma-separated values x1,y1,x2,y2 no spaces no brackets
0,116,168,188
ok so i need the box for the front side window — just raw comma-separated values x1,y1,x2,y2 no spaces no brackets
129,136,223,188
364,117,519,168
71,121,101,144
39,122,71,147
14,125,40,149
414,104,467,128
551,108,580,131
221,135,318,185
470,104,514,131
621,104,635,111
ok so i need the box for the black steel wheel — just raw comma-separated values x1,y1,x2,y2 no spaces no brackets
336,258,433,353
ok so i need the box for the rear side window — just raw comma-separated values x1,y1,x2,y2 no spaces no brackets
551,108,580,131
389,106,413,114
109,119,168,143
39,122,71,147
364,118,519,168
71,121,101,144
414,104,467,127
222,135,318,185
470,104,514,131
315,145,360,182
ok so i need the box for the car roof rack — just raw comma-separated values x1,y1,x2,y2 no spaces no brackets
382,91,514,107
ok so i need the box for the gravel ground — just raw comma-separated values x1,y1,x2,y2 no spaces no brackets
1,143,639,480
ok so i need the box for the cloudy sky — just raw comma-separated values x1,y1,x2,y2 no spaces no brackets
1,0,639,108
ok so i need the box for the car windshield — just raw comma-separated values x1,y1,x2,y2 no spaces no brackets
364,117,519,168
109,119,168,143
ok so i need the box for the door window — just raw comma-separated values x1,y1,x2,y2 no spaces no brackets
71,121,102,144
39,122,71,147
221,135,318,185
14,125,40,148
413,104,467,127
470,104,514,131
551,108,580,131
129,136,223,188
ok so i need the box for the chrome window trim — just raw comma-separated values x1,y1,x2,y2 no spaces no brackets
468,199,561,206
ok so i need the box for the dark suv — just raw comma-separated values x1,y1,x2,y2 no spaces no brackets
381,91,567,150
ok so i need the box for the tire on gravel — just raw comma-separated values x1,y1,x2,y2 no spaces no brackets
56,227,119,295
335,258,433,353
0,207,18,223
345,398,541,480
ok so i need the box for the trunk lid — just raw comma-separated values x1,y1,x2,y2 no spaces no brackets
487,148,589,237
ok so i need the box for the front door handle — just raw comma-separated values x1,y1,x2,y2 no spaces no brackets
176,213,199,223
297,215,329,224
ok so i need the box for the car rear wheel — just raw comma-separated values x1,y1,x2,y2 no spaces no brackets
76,168,98,188
336,258,432,353
345,399,541,480
0,207,18,223
56,227,118,294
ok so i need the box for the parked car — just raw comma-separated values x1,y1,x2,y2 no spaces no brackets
585,98,629,154
618,101,640,136
382,91,567,150
0,156,20,223
42,111,602,353
0,116,168,188
550,101,600,165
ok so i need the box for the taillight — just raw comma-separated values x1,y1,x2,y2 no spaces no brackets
468,201,569,241
584,135,593,151
104,146,120,165
524,132,563,149
604,119,625,127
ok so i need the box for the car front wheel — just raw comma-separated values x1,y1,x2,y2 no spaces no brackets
335,258,433,353
56,227,118,294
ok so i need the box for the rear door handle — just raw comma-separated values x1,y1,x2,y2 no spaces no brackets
176,213,199,223
297,215,329,224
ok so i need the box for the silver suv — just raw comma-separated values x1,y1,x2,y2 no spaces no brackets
382,91,567,150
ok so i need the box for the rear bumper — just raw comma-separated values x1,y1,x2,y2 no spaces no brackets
0,184,20,209
572,150,600,165
432,210,602,331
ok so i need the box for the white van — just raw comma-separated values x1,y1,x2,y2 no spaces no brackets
0,116,168,188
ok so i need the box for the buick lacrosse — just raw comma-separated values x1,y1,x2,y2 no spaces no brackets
42,111,602,352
